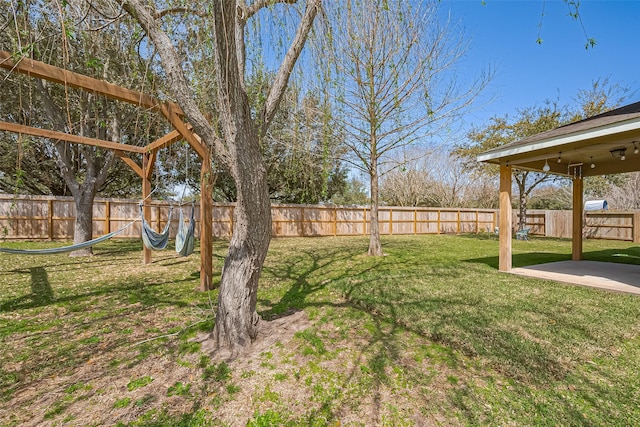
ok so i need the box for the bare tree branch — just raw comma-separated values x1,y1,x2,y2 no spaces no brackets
260,0,320,135
118,0,230,166
246,0,297,19
154,7,204,19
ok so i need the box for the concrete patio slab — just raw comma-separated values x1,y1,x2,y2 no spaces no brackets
510,261,640,295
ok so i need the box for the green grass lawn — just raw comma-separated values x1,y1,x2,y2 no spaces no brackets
0,234,639,426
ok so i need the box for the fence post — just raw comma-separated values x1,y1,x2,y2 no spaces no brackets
634,212,640,243
389,208,393,235
414,209,417,235
333,207,337,237
475,210,479,234
48,199,54,241
301,207,305,237
363,208,367,236
457,210,461,234
437,210,441,235
105,201,111,234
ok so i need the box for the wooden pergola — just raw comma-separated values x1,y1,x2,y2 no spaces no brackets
477,101,640,271
0,51,214,291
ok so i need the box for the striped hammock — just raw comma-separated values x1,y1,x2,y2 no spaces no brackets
0,220,136,255
140,205,173,251
175,204,195,257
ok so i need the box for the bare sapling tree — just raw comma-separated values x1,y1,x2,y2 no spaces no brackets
323,0,488,256
380,149,494,208
113,0,321,357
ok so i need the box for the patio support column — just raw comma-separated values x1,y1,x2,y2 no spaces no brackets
499,164,512,271
572,176,583,261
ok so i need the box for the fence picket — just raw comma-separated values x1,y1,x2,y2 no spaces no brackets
0,195,637,241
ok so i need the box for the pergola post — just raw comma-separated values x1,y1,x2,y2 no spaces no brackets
200,153,214,291
572,176,583,261
499,164,512,271
0,51,216,285
141,153,153,264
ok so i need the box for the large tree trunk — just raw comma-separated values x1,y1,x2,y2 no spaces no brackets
212,132,271,356
120,0,318,357
70,187,96,257
517,180,527,231
209,1,272,357
368,157,383,256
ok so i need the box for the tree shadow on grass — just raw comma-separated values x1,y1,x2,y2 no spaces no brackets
464,252,571,269
1,267,55,311
0,268,216,407
465,247,640,270
254,240,640,425
0,268,199,313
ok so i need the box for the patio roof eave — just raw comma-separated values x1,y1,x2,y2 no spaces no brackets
476,116,640,163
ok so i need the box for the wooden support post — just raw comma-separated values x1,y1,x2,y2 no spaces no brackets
230,206,235,237
48,199,54,241
142,153,152,264
499,164,512,271
572,176,583,261
389,208,393,235
363,208,367,235
105,201,111,234
634,212,640,244
333,207,337,237
414,209,417,235
437,210,441,234
200,152,214,292
301,207,306,237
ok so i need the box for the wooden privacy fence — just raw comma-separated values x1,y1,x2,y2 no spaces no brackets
518,209,640,242
2,195,639,242
0,194,497,241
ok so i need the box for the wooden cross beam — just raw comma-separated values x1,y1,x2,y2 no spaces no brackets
0,121,147,154
0,51,184,116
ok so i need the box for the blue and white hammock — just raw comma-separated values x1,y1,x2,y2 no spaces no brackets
140,205,173,251
175,204,195,257
0,220,137,255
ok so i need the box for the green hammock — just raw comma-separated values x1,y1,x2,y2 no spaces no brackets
140,205,173,251
0,220,136,255
175,203,195,257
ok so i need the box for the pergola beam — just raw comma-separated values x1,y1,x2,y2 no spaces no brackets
145,129,184,153
114,150,143,177
0,51,184,116
0,121,147,154
1,50,214,291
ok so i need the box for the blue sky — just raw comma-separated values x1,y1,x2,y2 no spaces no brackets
441,0,640,129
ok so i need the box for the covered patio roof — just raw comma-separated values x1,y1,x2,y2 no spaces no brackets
477,101,640,274
478,101,640,177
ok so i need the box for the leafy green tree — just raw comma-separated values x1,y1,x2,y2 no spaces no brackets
456,79,630,229
249,75,348,204
455,102,566,230
1,0,169,255
331,177,370,206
